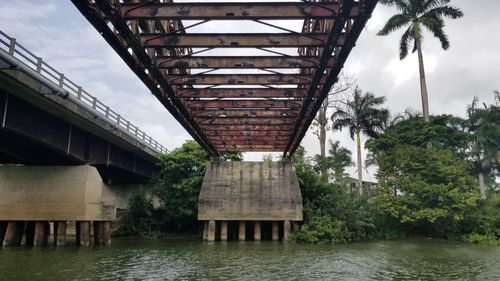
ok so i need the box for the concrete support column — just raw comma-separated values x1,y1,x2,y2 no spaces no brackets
238,221,246,241
34,221,49,246
102,221,111,245
272,221,279,241
254,221,261,241
25,221,35,246
283,220,291,241
54,221,67,246
220,221,228,241
0,221,7,245
203,221,208,241
2,221,25,246
93,221,103,245
77,221,90,246
207,220,216,242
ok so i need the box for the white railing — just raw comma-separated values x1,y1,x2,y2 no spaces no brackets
0,30,167,154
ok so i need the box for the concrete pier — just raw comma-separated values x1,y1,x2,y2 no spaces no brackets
272,222,279,241
54,221,67,246
207,220,216,242
93,221,103,245
2,221,25,246
77,221,90,246
198,161,303,241
239,221,246,241
34,221,49,246
0,221,7,244
284,220,291,240
254,221,261,241
203,221,208,241
220,221,228,241
25,221,35,246
102,221,111,245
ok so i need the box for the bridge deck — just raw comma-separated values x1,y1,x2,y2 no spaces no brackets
73,0,378,157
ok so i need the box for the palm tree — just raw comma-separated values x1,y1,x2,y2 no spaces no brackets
377,0,463,122
326,140,354,183
331,87,389,195
463,93,500,199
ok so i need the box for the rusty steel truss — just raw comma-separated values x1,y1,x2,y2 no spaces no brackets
72,0,378,157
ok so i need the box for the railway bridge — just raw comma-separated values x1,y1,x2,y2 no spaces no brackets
1,0,377,245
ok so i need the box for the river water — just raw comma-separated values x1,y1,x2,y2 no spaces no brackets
0,238,498,280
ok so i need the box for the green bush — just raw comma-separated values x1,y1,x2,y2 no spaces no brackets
291,212,350,244
463,233,499,246
117,188,154,237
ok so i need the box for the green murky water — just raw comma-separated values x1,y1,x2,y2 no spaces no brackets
0,238,499,280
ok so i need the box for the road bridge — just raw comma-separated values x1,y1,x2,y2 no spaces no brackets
0,30,166,246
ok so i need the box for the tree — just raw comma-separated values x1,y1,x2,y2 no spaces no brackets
367,116,478,237
150,140,242,231
312,74,354,179
331,87,389,194
314,140,353,183
463,93,500,199
377,0,463,122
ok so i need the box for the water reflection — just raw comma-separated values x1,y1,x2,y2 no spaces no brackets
0,239,498,280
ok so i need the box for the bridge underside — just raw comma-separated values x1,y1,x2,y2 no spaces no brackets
73,0,377,157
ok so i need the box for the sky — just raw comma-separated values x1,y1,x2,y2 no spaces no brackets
1,1,498,181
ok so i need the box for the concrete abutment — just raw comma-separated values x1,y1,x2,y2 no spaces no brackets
198,161,303,241
0,165,136,247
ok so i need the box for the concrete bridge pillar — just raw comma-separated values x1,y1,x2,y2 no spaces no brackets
207,220,216,242
34,221,49,246
77,221,91,246
283,220,291,240
2,221,25,246
0,221,7,244
93,221,103,245
203,221,208,241
254,221,261,241
272,221,279,241
54,221,67,246
102,221,112,245
25,222,35,246
220,221,228,241
238,221,246,241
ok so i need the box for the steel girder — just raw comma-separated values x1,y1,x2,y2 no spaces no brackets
73,0,378,154
120,2,360,20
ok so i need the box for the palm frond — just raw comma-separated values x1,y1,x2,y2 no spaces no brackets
399,24,414,59
377,14,412,36
421,16,449,49
426,6,464,20
379,0,409,11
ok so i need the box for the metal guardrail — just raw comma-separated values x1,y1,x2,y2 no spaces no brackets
0,30,167,154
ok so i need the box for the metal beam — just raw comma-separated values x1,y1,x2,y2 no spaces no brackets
197,118,295,125
186,100,302,109
208,135,289,142
214,144,287,151
140,33,343,48
178,88,310,98
212,140,289,146
193,110,298,118
201,124,294,131
121,2,358,20
170,74,323,85
157,56,334,69
205,130,291,137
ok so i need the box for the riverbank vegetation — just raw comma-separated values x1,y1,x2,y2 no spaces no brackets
119,93,498,245
292,93,499,245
